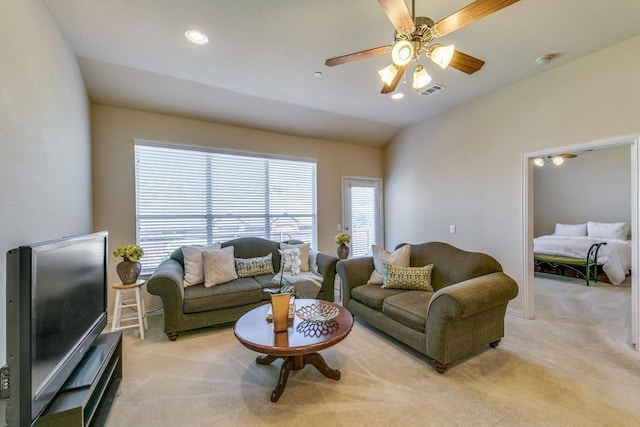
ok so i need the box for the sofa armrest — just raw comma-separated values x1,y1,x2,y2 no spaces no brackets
336,257,374,306
146,258,185,333
315,252,339,302
427,272,518,320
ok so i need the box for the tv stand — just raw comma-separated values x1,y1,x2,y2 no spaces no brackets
35,332,122,427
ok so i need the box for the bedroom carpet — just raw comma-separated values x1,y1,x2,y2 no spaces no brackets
98,276,639,426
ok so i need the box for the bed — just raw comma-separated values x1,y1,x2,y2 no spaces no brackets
533,222,631,285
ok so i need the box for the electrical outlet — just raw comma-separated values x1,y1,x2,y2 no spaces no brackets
449,225,456,234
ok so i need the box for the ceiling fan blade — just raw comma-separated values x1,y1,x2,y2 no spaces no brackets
381,65,407,94
378,0,415,34
449,50,485,74
325,45,391,67
433,0,520,37
559,153,577,158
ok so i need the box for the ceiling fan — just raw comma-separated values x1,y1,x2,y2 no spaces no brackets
325,0,520,94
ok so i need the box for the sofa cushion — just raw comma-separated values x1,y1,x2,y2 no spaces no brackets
382,264,434,291
368,244,411,285
183,278,263,313
203,246,238,288
351,284,407,312
383,291,433,332
235,253,274,278
181,243,221,287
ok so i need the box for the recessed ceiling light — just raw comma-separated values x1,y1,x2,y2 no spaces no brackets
391,93,404,100
314,71,323,77
185,30,209,45
535,54,554,66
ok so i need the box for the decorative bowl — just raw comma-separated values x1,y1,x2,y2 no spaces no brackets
295,303,340,322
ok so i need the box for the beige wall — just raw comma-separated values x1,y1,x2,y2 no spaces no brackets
91,105,384,311
384,35,640,313
0,0,92,364
534,146,631,237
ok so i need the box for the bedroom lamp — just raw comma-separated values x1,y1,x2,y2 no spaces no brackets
534,156,567,167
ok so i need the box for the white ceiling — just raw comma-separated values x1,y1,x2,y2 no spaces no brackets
42,0,640,147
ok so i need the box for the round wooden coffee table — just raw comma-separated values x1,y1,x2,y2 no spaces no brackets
234,299,353,402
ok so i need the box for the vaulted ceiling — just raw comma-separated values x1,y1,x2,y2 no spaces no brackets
42,0,640,147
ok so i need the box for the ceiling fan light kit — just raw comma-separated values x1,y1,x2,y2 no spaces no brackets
428,44,455,69
412,64,432,90
391,40,415,66
378,64,399,85
324,0,520,95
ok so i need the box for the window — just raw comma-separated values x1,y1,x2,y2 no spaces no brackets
342,177,383,257
134,142,317,273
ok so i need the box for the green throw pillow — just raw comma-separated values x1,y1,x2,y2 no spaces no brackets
382,263,434,291
235,253,274,278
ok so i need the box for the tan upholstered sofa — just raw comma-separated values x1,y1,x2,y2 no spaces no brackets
147,237,338,340
337,242,518,373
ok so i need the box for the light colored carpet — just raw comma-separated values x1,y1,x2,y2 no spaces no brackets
103,276,640,426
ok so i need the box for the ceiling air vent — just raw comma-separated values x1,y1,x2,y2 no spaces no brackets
420,83,445,96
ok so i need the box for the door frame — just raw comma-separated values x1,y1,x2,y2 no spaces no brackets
341,176,384,253
521,134,639,348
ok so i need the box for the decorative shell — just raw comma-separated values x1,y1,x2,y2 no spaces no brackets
295,303,340,322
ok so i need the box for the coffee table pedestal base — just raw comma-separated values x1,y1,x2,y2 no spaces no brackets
256,353,340,402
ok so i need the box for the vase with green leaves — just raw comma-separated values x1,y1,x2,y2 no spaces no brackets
113,244,144,284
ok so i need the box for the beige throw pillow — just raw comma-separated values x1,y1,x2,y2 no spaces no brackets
182,243,221,287
203,246,238,288
367,244,411,285
280,242,311,272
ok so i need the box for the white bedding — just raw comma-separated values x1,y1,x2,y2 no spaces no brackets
533,235,631,285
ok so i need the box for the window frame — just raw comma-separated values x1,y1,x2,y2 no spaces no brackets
133,139,318,273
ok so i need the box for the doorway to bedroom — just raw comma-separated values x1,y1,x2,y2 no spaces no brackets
523,135,639,350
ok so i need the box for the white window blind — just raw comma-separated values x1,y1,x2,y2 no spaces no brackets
350,186,378,257
134,142,317,273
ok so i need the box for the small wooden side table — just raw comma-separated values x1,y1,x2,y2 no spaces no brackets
111,279,148,339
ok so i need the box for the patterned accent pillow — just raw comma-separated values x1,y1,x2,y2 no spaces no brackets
382,263,434,291
235,253,274,278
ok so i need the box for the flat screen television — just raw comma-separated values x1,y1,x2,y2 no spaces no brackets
5,231,108,427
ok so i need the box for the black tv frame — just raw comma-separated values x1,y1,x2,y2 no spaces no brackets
5,231,108,427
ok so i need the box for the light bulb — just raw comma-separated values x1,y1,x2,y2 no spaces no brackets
430,44,455,69
552,156,564,166
184,30,209,45
378,64,398,85
391,40,414,66
412,65,431,91
534,158,545,167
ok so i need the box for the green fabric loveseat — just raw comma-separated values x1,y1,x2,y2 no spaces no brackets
337,242,518,373
147,237,338,341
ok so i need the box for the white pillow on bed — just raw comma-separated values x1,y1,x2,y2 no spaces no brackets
587,221,628,240
554,223,587,237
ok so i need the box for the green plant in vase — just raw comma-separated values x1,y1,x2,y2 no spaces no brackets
335,233,351,259
113,244,144,284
